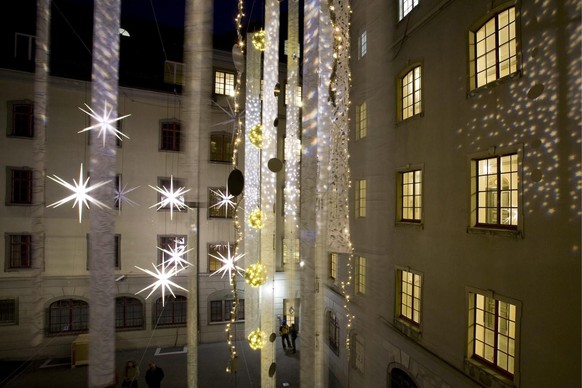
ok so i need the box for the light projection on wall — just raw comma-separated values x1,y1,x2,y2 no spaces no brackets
148,176,191,220
134,263,188,306
78,103,131,146
47,163,111,223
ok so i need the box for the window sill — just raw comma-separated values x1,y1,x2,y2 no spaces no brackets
467,226,522,238
155,324,187,329
467,71,521,97
396,112,424,126
464,358,516,388
395,221,423,229
393,318,421,341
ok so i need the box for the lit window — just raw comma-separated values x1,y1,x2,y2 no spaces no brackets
157,235,187,265
474,154,518,228
353,334,365,373
5,234,32,270
398,169,422,222
115,297,144,330
160,120,181,151
400,0,419,20
87,234,121,269
209,299,245,323
214,70,235,96
48,299,89,335
401,66,422,120
355,256,366,294
164,60,184,85
285,85,303,106
156,177,187,213
208,243,234,273
7,100,34,138
0,299,17,325
155,295,187,327
210,132,233,163
356,101,367,140
328,310,340,355
329,253,338,280
470,7,517,89
355,179,367,218
6,167,33,205
468,292,517,377
358,31,367,59
397,269,421,325
208,187,236,219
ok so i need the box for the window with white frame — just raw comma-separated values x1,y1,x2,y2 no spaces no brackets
470,7,518,89
397,169,422,222
468,291,518,378
156,177,187,213
7,101,34,138
214,70,236,96
0,299,17,325
473,153,518,228
157,235,187,266
397,269,421,326
154,295,187,327
329,253,338,280
355,256,366,295
400,0,419,20
358,30,367,59
400,66,422,121
355,179,367,218
356,101,367,140
5,234,32,270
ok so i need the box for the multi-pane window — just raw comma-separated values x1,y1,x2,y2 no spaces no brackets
214,70,235,96
355,256,366,295
398,269,421,325
87,234,121,269
6,234,32,269
400,0,419,20
468,292,517,376
115,297,144,330
355,101,367,140
155,295,187,327
208,243,233,273
328,310,340,355
400,170,422,222
329,253,338,280
358,31,367,59
160,120,181,151
355,179,367,218
353,334,365,373
48,299,89,335
164,60,184,86
401,66,422,120
471,7,517,89
7,101,34,138
14,33,36,62
208,187,236,219
156,177,187,213
209,299,245,322
7,167,33,205
475,154,518,228
158,235,187,265
210,132,233,163
0,299,17,325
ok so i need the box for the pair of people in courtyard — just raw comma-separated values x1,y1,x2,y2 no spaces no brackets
279,320,298,353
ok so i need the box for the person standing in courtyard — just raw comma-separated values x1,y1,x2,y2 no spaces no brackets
279,320,291,350
123,360,139,388
290,323,298,353
145,361,164,388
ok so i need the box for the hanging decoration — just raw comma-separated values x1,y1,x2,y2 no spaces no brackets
252,30,267,51
249,124,263,149
47,163,111,223
209,188,236,218
248,209,265,229
209,244,246,284
157,240,193,272
247,328,268,350
114,179,140,210
78,103,131,146
245,262,268,287
134,263,188,306
148,176,191,220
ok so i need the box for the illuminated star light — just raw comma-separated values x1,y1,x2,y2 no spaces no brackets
114,180,140,210
149,176,191,220
209,188,236,217
158,241,193,272
209,244,246,284
78,103,131,146
47,163,111,223
135,263,188,306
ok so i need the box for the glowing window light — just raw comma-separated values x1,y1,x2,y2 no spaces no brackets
47,163,111,223
248,328,268,350
248,209,265,229
134,263,188,306
209,244,246,284
78,103,130,146
245,262,268,287
148,176,191,220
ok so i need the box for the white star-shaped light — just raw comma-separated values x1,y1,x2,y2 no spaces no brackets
158,240,193,272
209,244,246,284
47,163,111,223
114,179,140,210
135,263,188,306
78,103,131,146
149,176,191,220
209,188,236,217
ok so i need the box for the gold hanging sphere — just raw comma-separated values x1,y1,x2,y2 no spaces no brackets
248,328,268,350
245,262,267,287
249,124,263,149
248,209,265,229
252,30,266,51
